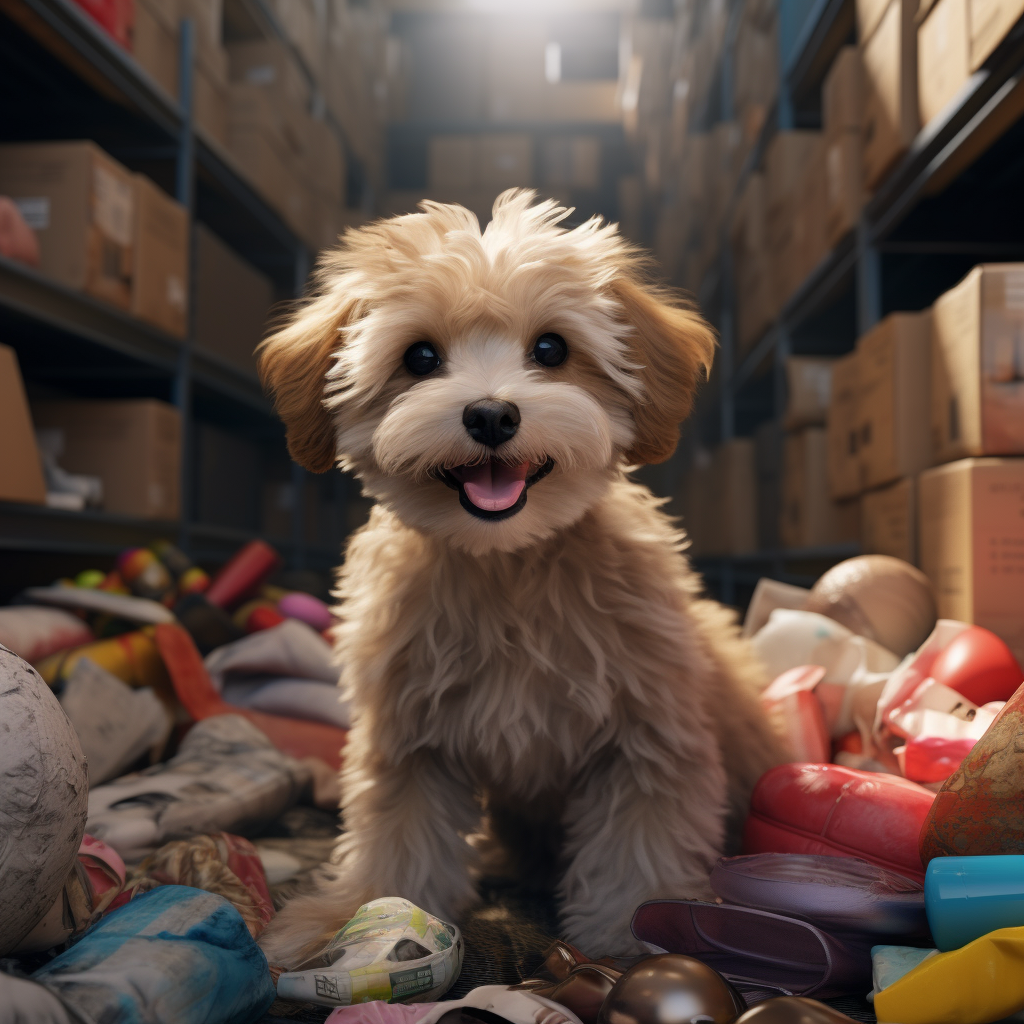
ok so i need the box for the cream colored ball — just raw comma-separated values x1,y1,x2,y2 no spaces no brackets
804,555,937,658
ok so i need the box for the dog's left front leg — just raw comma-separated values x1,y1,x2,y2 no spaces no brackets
260,738,480,968
557,722,728,956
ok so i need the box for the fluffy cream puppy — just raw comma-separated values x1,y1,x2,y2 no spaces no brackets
256,190,785,968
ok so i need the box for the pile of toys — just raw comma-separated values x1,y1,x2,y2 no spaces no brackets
0,549,1021,1024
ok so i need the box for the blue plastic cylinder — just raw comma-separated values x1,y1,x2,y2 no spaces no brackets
925,856,1024,951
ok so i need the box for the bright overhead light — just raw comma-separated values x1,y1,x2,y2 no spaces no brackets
545,42,562,83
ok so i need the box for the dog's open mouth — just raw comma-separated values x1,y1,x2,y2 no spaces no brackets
439,457,554,521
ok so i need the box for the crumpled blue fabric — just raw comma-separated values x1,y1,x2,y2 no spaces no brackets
32,885,275,1024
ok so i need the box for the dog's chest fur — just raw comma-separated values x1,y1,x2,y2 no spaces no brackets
337,479,707,799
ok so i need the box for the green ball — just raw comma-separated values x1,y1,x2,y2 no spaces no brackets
74,569,106,589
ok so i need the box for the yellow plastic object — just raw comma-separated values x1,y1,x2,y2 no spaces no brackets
874,926,1024,1024
35,627,171,693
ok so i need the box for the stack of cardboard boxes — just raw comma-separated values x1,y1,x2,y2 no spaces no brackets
827,264,1024,662
0,141,189,340
133,0,230,148
653,0,1024,339
917,0,1024,127
131,0,388,250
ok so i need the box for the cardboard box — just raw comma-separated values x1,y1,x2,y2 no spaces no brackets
970,0,1024,68
133,0,178,98
308,191,342,252
178,0,222,58
708,439,758,555
857,311,932,488
226,119,290,210
782,427,862,548
797,141,830,280
862,476,917,563
194,224,275,378
785,357,837,429
132,175,188,338
765,132,824,299
918,0,971,125
196,423,260,531
857,0,895,40
267,0,324,82
823,46,865,137
541,136,601,190
279,162,313,245
478,134,534,190
931,264,1024,462
680,454,714,557
0,345,46,504
308,116,344,204
827,351,864,499
755,419,783,550
919,457,1024,662
194,55,229,148
429,136,477,191
0,141,134,309
227,39,310,111
731,173,779,352
30,400,181,519
824,131,864,247
861,0,920,188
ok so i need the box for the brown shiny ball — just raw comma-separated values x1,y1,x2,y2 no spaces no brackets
733,996,859,1023
596,954,746,1024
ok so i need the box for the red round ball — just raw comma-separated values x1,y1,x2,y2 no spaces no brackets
931,626,1024,706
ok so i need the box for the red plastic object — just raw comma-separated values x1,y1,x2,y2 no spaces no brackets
78,835,126,911
244,603,287,633
743,763,935,882
205,540,283,611
930,626,1023,706
760,666,830,764
154,622,346,769
70,0,133,48
901,735,976,784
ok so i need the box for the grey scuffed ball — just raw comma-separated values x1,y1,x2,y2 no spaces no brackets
0,643,89,956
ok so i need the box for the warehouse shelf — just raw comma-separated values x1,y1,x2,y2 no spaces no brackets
0,255,273,421
694,542,862,593
683,0,1024,606
0,0,348,574
0,255,181,376
707,7,1024,399
0,501,341,566
783,0,854,119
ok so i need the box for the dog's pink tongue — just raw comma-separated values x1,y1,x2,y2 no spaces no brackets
457,459,529,511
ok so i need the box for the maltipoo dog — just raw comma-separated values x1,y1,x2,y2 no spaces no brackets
257,191,785,967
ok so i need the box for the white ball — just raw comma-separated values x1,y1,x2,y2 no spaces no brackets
0,644,89,956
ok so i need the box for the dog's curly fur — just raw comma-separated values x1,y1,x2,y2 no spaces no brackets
256,191,787,967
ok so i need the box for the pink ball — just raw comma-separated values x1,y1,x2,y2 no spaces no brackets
278,592,333,633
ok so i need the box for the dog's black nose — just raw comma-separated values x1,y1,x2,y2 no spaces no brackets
463,400,520,448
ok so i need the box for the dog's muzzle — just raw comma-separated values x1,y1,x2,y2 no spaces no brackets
439,457,555,521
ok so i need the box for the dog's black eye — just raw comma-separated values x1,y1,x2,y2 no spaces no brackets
533,333,568,367
403,342,441,376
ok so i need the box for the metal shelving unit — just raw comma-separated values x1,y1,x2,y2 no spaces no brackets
688,0,1024,605
0,0,351,587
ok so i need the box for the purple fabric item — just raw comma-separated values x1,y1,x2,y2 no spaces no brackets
711,854,928,940
630,900,873,1000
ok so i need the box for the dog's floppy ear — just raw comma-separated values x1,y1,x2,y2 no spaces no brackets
610,275,716,465
257,286,360,473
